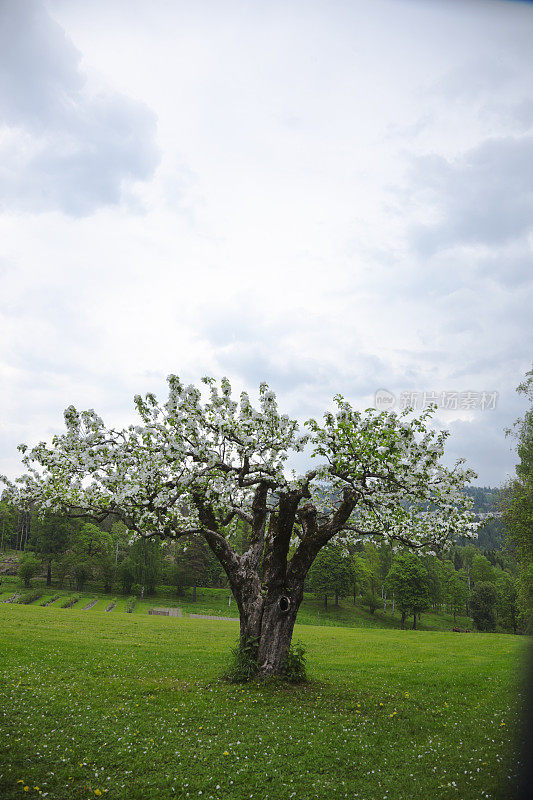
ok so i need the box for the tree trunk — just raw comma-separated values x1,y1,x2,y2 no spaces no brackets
401,610,405,629
46,560,52,588
227,560,306,680
194,478,358,680
256,595,300,678
324,594,328,610
413,612,416,630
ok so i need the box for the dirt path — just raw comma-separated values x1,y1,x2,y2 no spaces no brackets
83,599,99,610
189,614,239,621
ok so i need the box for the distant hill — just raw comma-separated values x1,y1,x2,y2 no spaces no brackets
462,486,506,550
463,485,500,514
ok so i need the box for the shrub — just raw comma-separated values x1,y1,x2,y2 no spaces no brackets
362,591,379,614
18,554,41,588
41,594,60,606
280,642,307,683
61,595,80,608
224,637,259,683
125,596,137,613
72,559,92,592
17,589,43,604
223,638,307,684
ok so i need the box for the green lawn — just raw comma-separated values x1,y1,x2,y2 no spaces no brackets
0,603,527,800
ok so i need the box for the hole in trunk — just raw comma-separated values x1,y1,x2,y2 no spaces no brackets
279,595,290,613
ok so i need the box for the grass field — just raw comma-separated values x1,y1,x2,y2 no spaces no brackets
0,602,528,800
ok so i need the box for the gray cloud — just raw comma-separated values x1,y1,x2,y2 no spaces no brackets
408,135,533,256
200,307,390,404
441,404,523,488
475,240,533,287
432,55,515,105
509,98,533,130
217,345,330,395
0,0,160,215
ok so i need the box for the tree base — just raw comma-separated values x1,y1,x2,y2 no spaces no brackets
223,639,307,684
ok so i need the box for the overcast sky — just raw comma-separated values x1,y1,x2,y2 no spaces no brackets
1,0,532,486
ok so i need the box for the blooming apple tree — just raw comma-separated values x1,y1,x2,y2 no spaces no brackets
2,376,478,678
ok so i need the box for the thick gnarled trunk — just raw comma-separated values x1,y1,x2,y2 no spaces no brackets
234,581,303,679
256,586,303,678
196,482,358,680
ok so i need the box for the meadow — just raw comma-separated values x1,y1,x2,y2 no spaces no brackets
0,599,527,800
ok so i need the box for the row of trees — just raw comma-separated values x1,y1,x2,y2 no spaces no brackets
10,506,521,636
7,510,226,598
2,467,523,637
7,505,520,633
307,541,519,632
